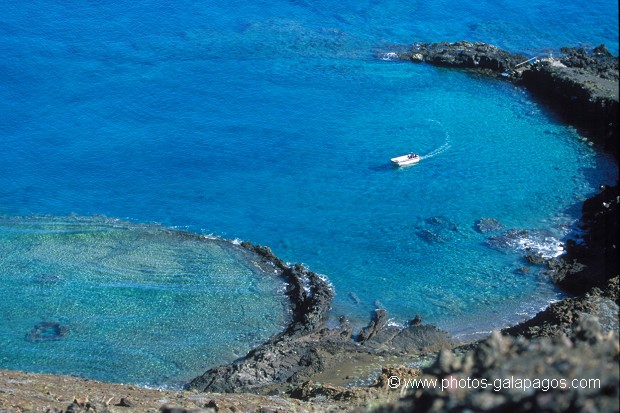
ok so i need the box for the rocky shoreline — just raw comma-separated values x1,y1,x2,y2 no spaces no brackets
189,242,454,395
1,42,618,412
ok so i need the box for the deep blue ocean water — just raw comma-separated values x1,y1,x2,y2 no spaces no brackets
0,1,618,386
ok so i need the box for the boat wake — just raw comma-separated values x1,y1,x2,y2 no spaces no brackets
420,140,451,160
420,119,451,160
385,119,451,169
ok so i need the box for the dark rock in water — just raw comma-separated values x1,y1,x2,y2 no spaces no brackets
401,41,528,75
486,229,529,250
524,253,548,265
358,309,388,342
348,292,361,305
359,319,403,350
409,315,423,326
474,217,504,233
26,321,69,343
358,311,453,354
426,216,458,232
338,316,353,339
544,257,586,284
593,44,613,57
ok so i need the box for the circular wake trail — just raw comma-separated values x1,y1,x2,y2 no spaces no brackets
420,119,451,160
420,140,451,160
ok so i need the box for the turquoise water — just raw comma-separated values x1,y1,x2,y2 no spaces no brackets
0,216,289,386
0,1,618,385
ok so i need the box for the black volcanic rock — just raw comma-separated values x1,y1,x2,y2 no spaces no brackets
187,260,335,393
559,45,618,79
521,61,619,158
377,318,619,413
401,41,527,74
357,310,454,354
358,309,389,342
388,324,454,354
559,186,620,295
503,277,619,338
188,242,454,394
400,42,618,158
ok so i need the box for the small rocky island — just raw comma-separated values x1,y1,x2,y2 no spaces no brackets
1,42,618,413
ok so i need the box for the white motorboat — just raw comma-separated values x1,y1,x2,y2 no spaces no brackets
391,153,420,167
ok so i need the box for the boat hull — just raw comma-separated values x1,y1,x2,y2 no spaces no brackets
390,154,420,167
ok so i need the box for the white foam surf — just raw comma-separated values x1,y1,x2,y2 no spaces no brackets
377,51,399,61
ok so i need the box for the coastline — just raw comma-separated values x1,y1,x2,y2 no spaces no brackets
1,42,618,412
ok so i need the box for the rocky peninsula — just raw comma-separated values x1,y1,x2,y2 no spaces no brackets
1,42,618,412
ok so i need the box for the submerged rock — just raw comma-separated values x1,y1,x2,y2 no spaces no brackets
416,229,444,244
348,292,361,305
32,273,63,284
474,217,505,233
26,321,69,343
415,216,460,244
